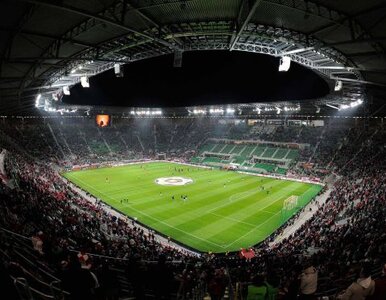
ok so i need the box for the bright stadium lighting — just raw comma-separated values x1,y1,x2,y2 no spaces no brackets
114,63,124,77
226,107,235,114
63,86,70,95
334,80,343,91
193,109,206,115
326,103,340,110
279,56,291,72
209,108,224,114
81,76,90,88
253,107,261,114
339,104,350,110
276,107,281,114
35,94,41,107
70,69,76,74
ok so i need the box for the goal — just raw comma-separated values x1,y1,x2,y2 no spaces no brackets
283,195,299,210
281,195,299,223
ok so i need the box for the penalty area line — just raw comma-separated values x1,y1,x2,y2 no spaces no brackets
67,174,225,249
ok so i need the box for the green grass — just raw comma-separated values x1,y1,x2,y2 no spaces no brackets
63,162,322,253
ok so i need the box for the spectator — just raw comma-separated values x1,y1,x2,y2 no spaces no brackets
299,262,318,299
337,265,375,300
31,231,44,255
368,263,386,300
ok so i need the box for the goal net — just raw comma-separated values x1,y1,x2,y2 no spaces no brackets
283,195,299,210
281,195,299,223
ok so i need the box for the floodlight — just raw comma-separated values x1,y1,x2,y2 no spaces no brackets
35,94,41,107
334,80,342,91
326,103,339,110
63,86,70,95
114,63,124,77
279,56,291,72
81,76,90,88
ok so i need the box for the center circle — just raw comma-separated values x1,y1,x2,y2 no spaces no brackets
155,176,193,186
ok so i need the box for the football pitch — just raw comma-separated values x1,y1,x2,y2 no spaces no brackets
63,162,322,253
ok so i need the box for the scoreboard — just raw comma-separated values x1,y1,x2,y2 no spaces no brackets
96,115,111,127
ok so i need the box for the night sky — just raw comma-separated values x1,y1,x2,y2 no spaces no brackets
63,51,329,107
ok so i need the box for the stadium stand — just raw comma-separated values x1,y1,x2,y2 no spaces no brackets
0,118,385,300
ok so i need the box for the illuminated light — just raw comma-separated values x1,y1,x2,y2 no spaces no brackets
63,86,71,95
253,107,261,114
209,108,224,114
276,107,281,114
114,63,124,77
226,108,235,114
71,69,76,74
326,103,339,110
279,56,291,72
193,109,206,114
35,94,41,107
81,76,90,88
334,80,342,91
96,115,110,127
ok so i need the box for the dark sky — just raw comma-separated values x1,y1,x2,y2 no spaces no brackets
63,50,329,107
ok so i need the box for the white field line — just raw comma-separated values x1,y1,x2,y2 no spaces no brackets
224,210,281,248
67,165,320,250
69,174,224,249
210,212,257,227
224,185,318,248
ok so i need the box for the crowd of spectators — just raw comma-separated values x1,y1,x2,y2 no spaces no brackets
0,118,385,299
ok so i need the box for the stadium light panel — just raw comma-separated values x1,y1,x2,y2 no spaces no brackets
63,86,70,95
334,80,342,91
193,109,206,115
279,56,291,72
226,108,235,114
209,108,224,114
81,76,90,88
276,107,281,114
114,63,124,77
35,94,41,107
326,103,339,110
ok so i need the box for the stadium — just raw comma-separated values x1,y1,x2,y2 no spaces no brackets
0,1,385,300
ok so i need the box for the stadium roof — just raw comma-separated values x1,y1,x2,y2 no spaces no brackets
0,0,385,115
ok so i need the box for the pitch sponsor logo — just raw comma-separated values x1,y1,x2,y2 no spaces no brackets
155,177,193,186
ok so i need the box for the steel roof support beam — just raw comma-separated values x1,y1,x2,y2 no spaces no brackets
0,28,97,49
13,0,176,49
123,0,183,47
268,0,386,54
10,0,178,105
230,0,264,50
325,37,386,47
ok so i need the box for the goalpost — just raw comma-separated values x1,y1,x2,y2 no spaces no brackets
281,195,299,223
